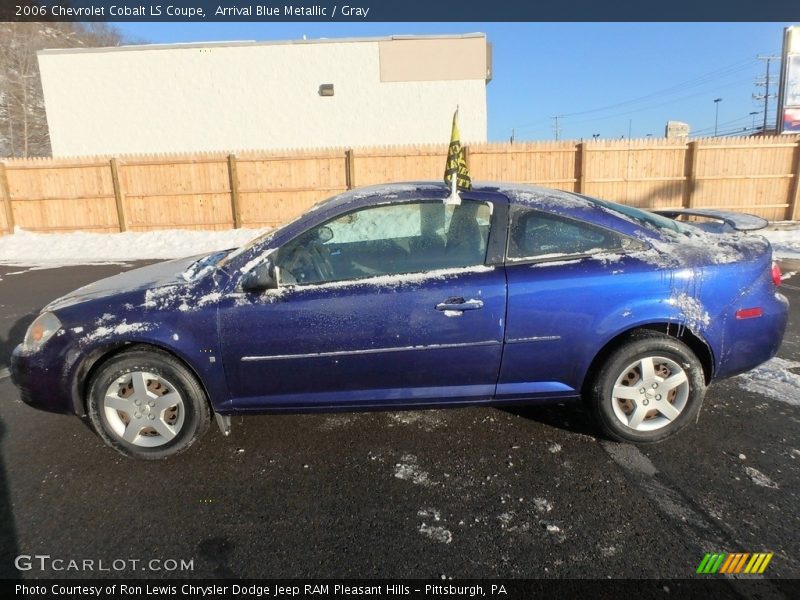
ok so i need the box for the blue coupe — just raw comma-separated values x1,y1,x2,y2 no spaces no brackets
11,182,789,458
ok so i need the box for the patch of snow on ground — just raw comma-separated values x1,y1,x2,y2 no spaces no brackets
760,223,800,260
744,466,779,489
318,414,358,430
418,523,452,544
388,411,444,431
417,508,442,521
737,357,800,406
533,498,553,513
394,454,434,487
0,226,268,267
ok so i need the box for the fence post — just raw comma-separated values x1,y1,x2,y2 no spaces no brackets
109,158,127,232
789,141,800,221
0,162,14,234
683,141,698,208
345,149,355,190
575,143,586,193
227,154,242,228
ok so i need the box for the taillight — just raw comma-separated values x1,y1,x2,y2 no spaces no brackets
772,262,782,287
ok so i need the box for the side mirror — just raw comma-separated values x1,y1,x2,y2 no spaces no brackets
241,261,278,292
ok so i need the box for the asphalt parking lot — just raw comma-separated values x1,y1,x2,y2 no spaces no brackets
0,262,798,584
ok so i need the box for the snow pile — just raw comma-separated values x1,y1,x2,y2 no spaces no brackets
743,466,779,489
418,523,453,544
0,226,268,267
737,357,800,406
760,224,800,260
393,454,434,487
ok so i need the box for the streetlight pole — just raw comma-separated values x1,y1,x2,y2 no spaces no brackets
713,98,723,137
749,111,759,133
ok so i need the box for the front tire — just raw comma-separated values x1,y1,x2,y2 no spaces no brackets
87,349,210,459
589,332,706,443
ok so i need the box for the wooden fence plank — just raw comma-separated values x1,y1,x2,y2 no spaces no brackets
345,149,355,190
0,163,16,233
683,141,698,208
575,143,586,193
789,142,800,221
110,158,127,232
228,154,242,229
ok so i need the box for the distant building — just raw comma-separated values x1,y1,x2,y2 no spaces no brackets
665,121,690,139
38,33,492,157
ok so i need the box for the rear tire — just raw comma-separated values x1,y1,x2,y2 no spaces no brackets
589,332,706,443
87,349,210,459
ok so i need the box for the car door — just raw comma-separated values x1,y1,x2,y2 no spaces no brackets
497,206,651,400
218,194,508,411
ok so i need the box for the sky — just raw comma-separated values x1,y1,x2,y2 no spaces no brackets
113,22,795,142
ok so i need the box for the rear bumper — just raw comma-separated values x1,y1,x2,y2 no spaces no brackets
714,292,789,380
10,344,74,414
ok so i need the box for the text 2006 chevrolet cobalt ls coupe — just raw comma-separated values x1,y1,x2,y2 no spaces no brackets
11,183,788,458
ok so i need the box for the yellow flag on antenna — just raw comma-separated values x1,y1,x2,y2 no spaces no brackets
444,109,472,192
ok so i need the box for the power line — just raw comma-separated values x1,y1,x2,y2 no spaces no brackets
513,57,758,131
691,112,757,135
565,76,753,126
558,57,757,118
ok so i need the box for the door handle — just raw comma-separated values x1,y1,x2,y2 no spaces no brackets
436,297,484,312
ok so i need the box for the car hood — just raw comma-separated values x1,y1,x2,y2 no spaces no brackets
45,255,205,311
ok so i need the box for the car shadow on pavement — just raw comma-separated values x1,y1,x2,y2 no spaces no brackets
0,416,20,579
500,399,604,440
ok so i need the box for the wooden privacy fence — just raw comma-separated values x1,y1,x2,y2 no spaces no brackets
1,135,799,236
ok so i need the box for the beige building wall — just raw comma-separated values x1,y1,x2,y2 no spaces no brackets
38,34,490,157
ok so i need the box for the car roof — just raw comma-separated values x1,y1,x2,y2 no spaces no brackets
311,181,598,215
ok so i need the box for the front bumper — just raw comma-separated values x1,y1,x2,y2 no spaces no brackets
10,343,75,414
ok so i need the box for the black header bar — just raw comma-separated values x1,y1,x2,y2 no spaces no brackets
1,1,800,23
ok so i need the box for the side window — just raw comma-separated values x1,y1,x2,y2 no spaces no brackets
276,200,492,285
507,208,626,261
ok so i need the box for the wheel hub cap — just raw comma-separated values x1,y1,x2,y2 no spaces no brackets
103,371,185,448
610,355,690,432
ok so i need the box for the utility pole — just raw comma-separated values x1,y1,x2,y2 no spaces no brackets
628,119,632,139
510,128,515,144
754,55,781,135
713,98,723,136
551,115,562,141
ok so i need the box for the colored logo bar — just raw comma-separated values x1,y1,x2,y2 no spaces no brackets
696,553,773,574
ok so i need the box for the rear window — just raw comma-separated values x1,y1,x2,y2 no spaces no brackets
508,208,628,261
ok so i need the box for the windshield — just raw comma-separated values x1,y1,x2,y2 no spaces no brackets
183,249,234,280
216,193,345,269
215,230,276,269
578,194,693,235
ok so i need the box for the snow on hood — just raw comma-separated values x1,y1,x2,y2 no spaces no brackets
45,255,202,311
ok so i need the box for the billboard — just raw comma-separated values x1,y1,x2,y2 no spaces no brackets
778,26,800,134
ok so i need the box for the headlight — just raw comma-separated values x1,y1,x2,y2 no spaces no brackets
22,312,62,352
